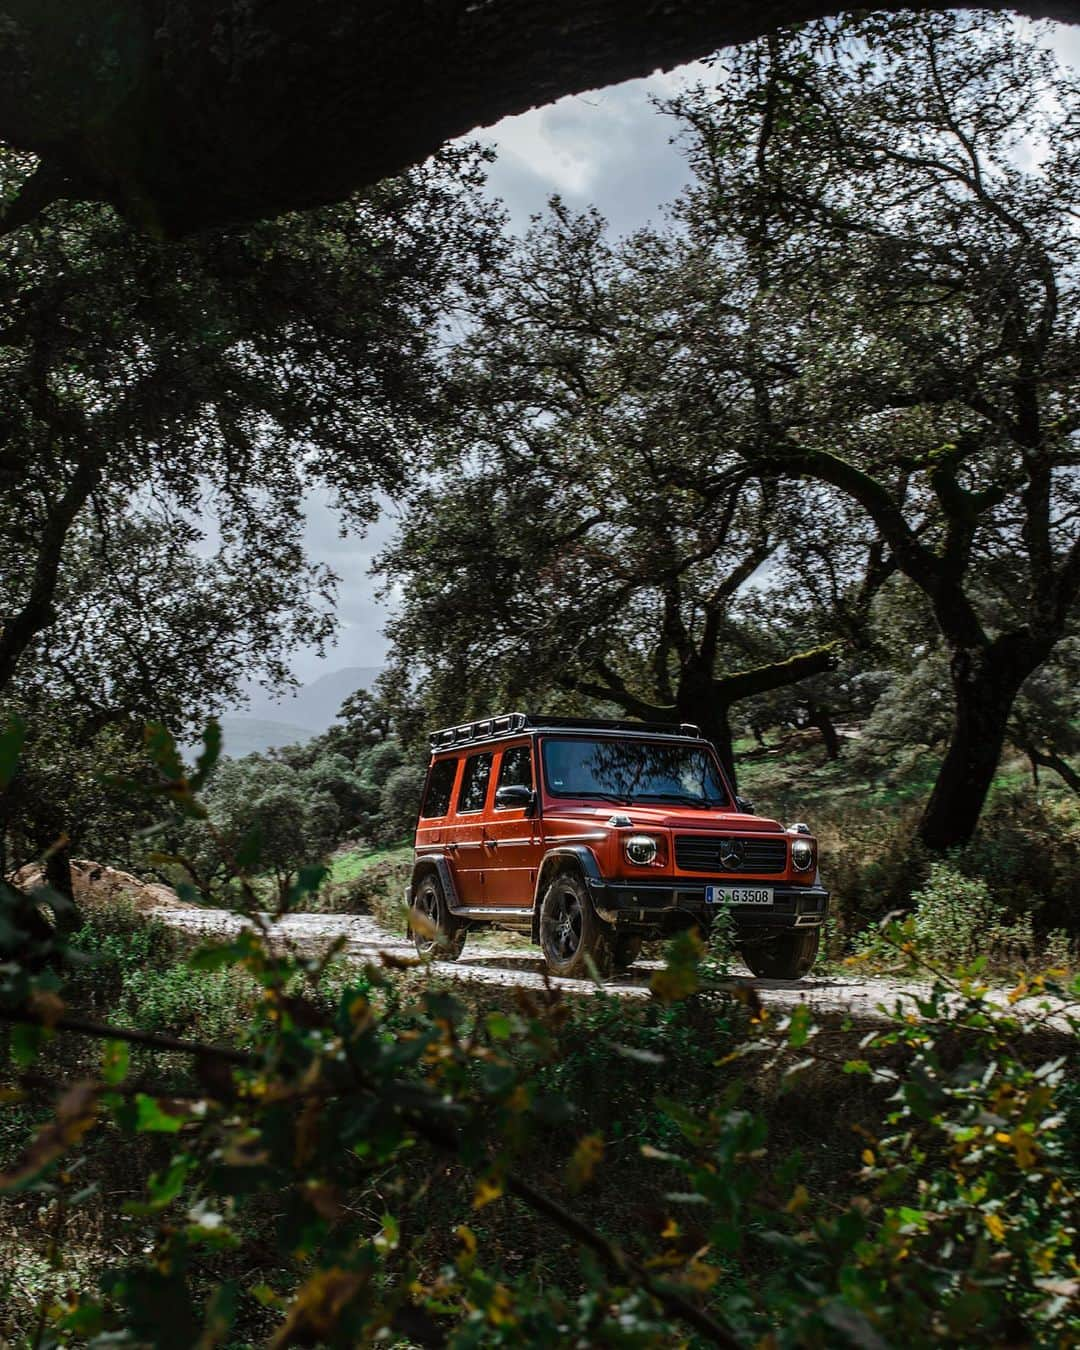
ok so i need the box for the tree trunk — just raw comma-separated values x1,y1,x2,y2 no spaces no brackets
807,701,840,761
678,696,738,790
1038,749,1080,796
43,840,82,933
918,643,1040,852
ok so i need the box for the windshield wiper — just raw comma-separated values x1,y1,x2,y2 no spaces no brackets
566,790,632,804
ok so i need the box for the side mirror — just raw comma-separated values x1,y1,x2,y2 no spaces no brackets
736,795,754,815
494,785,535,812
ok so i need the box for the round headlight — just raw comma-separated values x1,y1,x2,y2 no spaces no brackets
625,834,659,865
791,838,814,872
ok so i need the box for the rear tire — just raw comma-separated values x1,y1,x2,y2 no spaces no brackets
612,935,643,971
539,870,613,979
740,927,819,980
410,872,466,961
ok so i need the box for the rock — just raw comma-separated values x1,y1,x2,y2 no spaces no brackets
6,859,185,911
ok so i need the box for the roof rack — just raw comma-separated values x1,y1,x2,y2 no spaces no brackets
429,713,704,750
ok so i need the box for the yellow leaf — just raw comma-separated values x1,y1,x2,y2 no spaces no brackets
861,1149,875,1167
984,1212,1007,1243
473,1175,503,1210
566,1133,604,1193
785,1184,810,1214
649,965,699,1004
1011,1129,1038,1169
456,1224,477,1256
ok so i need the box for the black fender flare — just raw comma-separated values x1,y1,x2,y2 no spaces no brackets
531,846,607,942
407,855,463,934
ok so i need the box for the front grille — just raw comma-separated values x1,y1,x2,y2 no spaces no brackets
674,834,787,874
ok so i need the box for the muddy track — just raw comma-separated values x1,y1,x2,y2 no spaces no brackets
151,907,1076,1033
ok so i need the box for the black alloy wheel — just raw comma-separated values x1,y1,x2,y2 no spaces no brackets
539,870,613,979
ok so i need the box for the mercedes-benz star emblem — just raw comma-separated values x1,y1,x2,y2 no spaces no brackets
719,837,745,868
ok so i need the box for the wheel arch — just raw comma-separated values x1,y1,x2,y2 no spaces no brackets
531,846,604,943
408,854,462,925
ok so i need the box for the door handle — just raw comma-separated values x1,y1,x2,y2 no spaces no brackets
445,842,458,853
483,838,498,850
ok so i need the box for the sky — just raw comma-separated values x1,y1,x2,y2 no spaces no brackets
282,19,1080,690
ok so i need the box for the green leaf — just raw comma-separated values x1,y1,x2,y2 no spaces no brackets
144,723,185,783
102,1040,130,1086
189,719,223,791
0,714,25,788
135,1094,186,1134
11,1022,45,1067
787,1004,813,1049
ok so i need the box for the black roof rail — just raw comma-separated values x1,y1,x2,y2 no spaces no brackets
428,713,704,750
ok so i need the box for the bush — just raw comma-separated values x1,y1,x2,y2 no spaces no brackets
860,862,1075,974
953,786,1080,937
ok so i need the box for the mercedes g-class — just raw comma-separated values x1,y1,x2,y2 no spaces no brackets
406,714,828,980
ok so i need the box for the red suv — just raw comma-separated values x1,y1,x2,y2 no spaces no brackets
407,714,828,980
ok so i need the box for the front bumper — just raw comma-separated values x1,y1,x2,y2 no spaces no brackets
585,876,829,930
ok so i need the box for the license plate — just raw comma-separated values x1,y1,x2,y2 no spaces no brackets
706,886,773,906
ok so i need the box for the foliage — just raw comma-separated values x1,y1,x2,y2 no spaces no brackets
382,11,1080,843
856,863,1072,973
376,764,427,845
0,721,1077,1347
0,142,500,884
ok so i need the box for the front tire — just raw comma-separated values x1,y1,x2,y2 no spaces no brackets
740,927,820,980
410,872,466,961
539,870,613,979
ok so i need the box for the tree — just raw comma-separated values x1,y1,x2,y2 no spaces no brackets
0,143,499,892
656,12,1080,848
377,764,427,844
379,204,863,784
172,756,341,904
0,2,1067,237
0,143,499,698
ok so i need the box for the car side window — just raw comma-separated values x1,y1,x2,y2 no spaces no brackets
420,758,457,819
497,745,533,791
457,752,493,813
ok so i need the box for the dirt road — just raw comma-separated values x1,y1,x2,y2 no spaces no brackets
151,906,1076,1031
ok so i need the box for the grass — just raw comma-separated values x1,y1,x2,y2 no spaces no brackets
327,841,412,885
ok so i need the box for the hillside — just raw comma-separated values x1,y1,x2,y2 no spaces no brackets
222,665,383,751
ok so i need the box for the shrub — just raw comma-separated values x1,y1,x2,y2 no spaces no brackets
859,862,1074,974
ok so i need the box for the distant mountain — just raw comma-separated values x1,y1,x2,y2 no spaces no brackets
223,666,383,749
217,717,319,758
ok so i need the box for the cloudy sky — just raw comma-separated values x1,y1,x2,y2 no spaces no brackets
283,18,1080,690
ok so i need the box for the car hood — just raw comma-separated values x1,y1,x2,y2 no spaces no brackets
549,804,788,833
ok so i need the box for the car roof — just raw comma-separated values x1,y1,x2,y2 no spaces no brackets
429,713,705,753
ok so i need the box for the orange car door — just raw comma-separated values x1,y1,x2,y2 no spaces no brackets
450,750,493,906
481,742,539,907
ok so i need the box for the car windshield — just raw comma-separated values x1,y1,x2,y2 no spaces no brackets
541,737,728,807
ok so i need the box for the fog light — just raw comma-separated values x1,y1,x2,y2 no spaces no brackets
791,838,814,872
625,835,659,865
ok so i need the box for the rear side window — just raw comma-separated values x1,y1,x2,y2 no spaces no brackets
497,745,533,790
421,758,457,818
457,752,493,813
